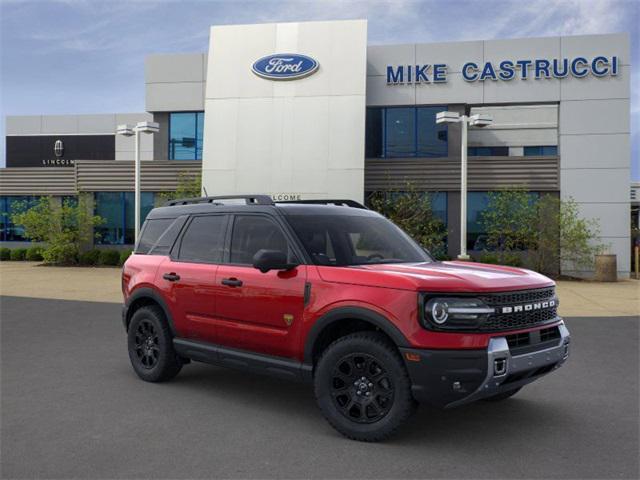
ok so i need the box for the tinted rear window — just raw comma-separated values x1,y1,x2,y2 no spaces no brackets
136,218,174,254
178,215,227,263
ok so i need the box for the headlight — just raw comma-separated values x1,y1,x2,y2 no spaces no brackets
422,296,494,330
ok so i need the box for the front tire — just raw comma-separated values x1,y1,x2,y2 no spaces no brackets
314,332,416,442
127,305,182,382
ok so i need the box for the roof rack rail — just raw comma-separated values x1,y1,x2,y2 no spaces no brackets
275,199,367,209
165,194,274,207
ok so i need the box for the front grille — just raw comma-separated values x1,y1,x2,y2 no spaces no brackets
505,326,561,355
478,287,558,332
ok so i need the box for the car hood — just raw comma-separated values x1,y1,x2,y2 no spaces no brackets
316,261,554,293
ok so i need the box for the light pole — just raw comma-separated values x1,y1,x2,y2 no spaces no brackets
436,111,492,260
116,121,159,244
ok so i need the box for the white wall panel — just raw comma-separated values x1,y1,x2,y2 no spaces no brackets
560,134,629,169
202,20,367,202
560,65,630,101
560,168,629,203
560,99,629,135
146,82,205,112
415,73,483,104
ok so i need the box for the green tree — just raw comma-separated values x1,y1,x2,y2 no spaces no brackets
368,184,448,259
11,197,104,265
159,172,202,203
480,189,605,276
526,195,606,274
480,188,537,261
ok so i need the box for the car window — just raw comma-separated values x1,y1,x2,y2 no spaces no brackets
229,215,291,265
137,218,174,254
178,215,227,263
287,214,431,266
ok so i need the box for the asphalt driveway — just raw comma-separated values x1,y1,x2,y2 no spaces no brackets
1,296,638,479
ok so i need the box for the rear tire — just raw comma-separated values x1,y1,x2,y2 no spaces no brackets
127,305,182,382
483,387,522,402
314,332,416,442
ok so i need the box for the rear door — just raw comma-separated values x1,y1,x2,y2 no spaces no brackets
158,214,228,343
214,214,307,358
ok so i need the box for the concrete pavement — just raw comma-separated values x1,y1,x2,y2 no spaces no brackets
1,296,638,479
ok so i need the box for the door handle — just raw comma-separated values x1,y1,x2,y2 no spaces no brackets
221,277,243,287
163,272,181,282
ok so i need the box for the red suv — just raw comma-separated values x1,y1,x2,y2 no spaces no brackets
122,195,570,441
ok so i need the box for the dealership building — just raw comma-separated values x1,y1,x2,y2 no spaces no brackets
0,20,632,277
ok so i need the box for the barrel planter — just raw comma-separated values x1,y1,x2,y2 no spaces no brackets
594,254,617,282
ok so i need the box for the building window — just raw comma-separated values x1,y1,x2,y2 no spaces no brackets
0,196,40,242
366,106,448,158
169,112,204,160
95,192,155,245
468,146,509,156
467,191,540,251
524,146,558,156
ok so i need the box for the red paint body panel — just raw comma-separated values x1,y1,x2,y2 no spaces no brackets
124,253,558,361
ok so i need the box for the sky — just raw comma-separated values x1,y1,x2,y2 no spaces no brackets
1,0,638,179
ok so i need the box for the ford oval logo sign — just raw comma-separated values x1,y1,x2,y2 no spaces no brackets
252,53,319,80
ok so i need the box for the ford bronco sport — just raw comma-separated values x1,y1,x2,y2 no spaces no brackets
122,195,570,441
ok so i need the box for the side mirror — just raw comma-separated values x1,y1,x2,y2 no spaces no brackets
252,249,297,273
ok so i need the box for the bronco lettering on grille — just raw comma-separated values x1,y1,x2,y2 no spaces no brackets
500,299,556,314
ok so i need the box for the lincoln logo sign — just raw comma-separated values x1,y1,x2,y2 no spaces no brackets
386,55,620,84
54,139,64,158
500,299,556,314
252,54,319,80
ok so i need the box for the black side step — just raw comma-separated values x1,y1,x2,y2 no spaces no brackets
173,338,313,383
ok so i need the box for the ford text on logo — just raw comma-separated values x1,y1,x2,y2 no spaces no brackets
500,299,556,314
252,54,319,80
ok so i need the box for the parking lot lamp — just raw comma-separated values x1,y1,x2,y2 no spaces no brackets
116,122,159,244
436,111,492,260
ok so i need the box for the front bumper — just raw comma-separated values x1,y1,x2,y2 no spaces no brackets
400,322,571,408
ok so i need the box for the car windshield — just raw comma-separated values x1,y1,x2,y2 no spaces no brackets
286,214,432,266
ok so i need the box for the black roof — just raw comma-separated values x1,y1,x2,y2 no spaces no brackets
147,195,377,220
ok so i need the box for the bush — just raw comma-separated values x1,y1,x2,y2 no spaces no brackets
10,248,27,261
98,249,121,266
368,184,447,258
0,248,10,261
11,196,104,265
25,246,44,261
500,252,523,267
479,252,500,264
119,249,133,266
79,249,101,266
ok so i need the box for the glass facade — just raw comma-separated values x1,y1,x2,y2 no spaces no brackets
366,106,448,158
467,191,539,251
524,145,558,156
0,196,38,242
95,192,155,245
468,146,509,156
169,112,204,160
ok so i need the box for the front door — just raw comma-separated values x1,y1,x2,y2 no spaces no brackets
214,214,307,359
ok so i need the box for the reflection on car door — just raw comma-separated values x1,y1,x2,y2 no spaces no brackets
214,214,307,359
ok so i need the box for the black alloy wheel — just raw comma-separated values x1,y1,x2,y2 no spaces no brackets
133,319,160,369
314,332,416,442
127,305,183,382
331,353,395,423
